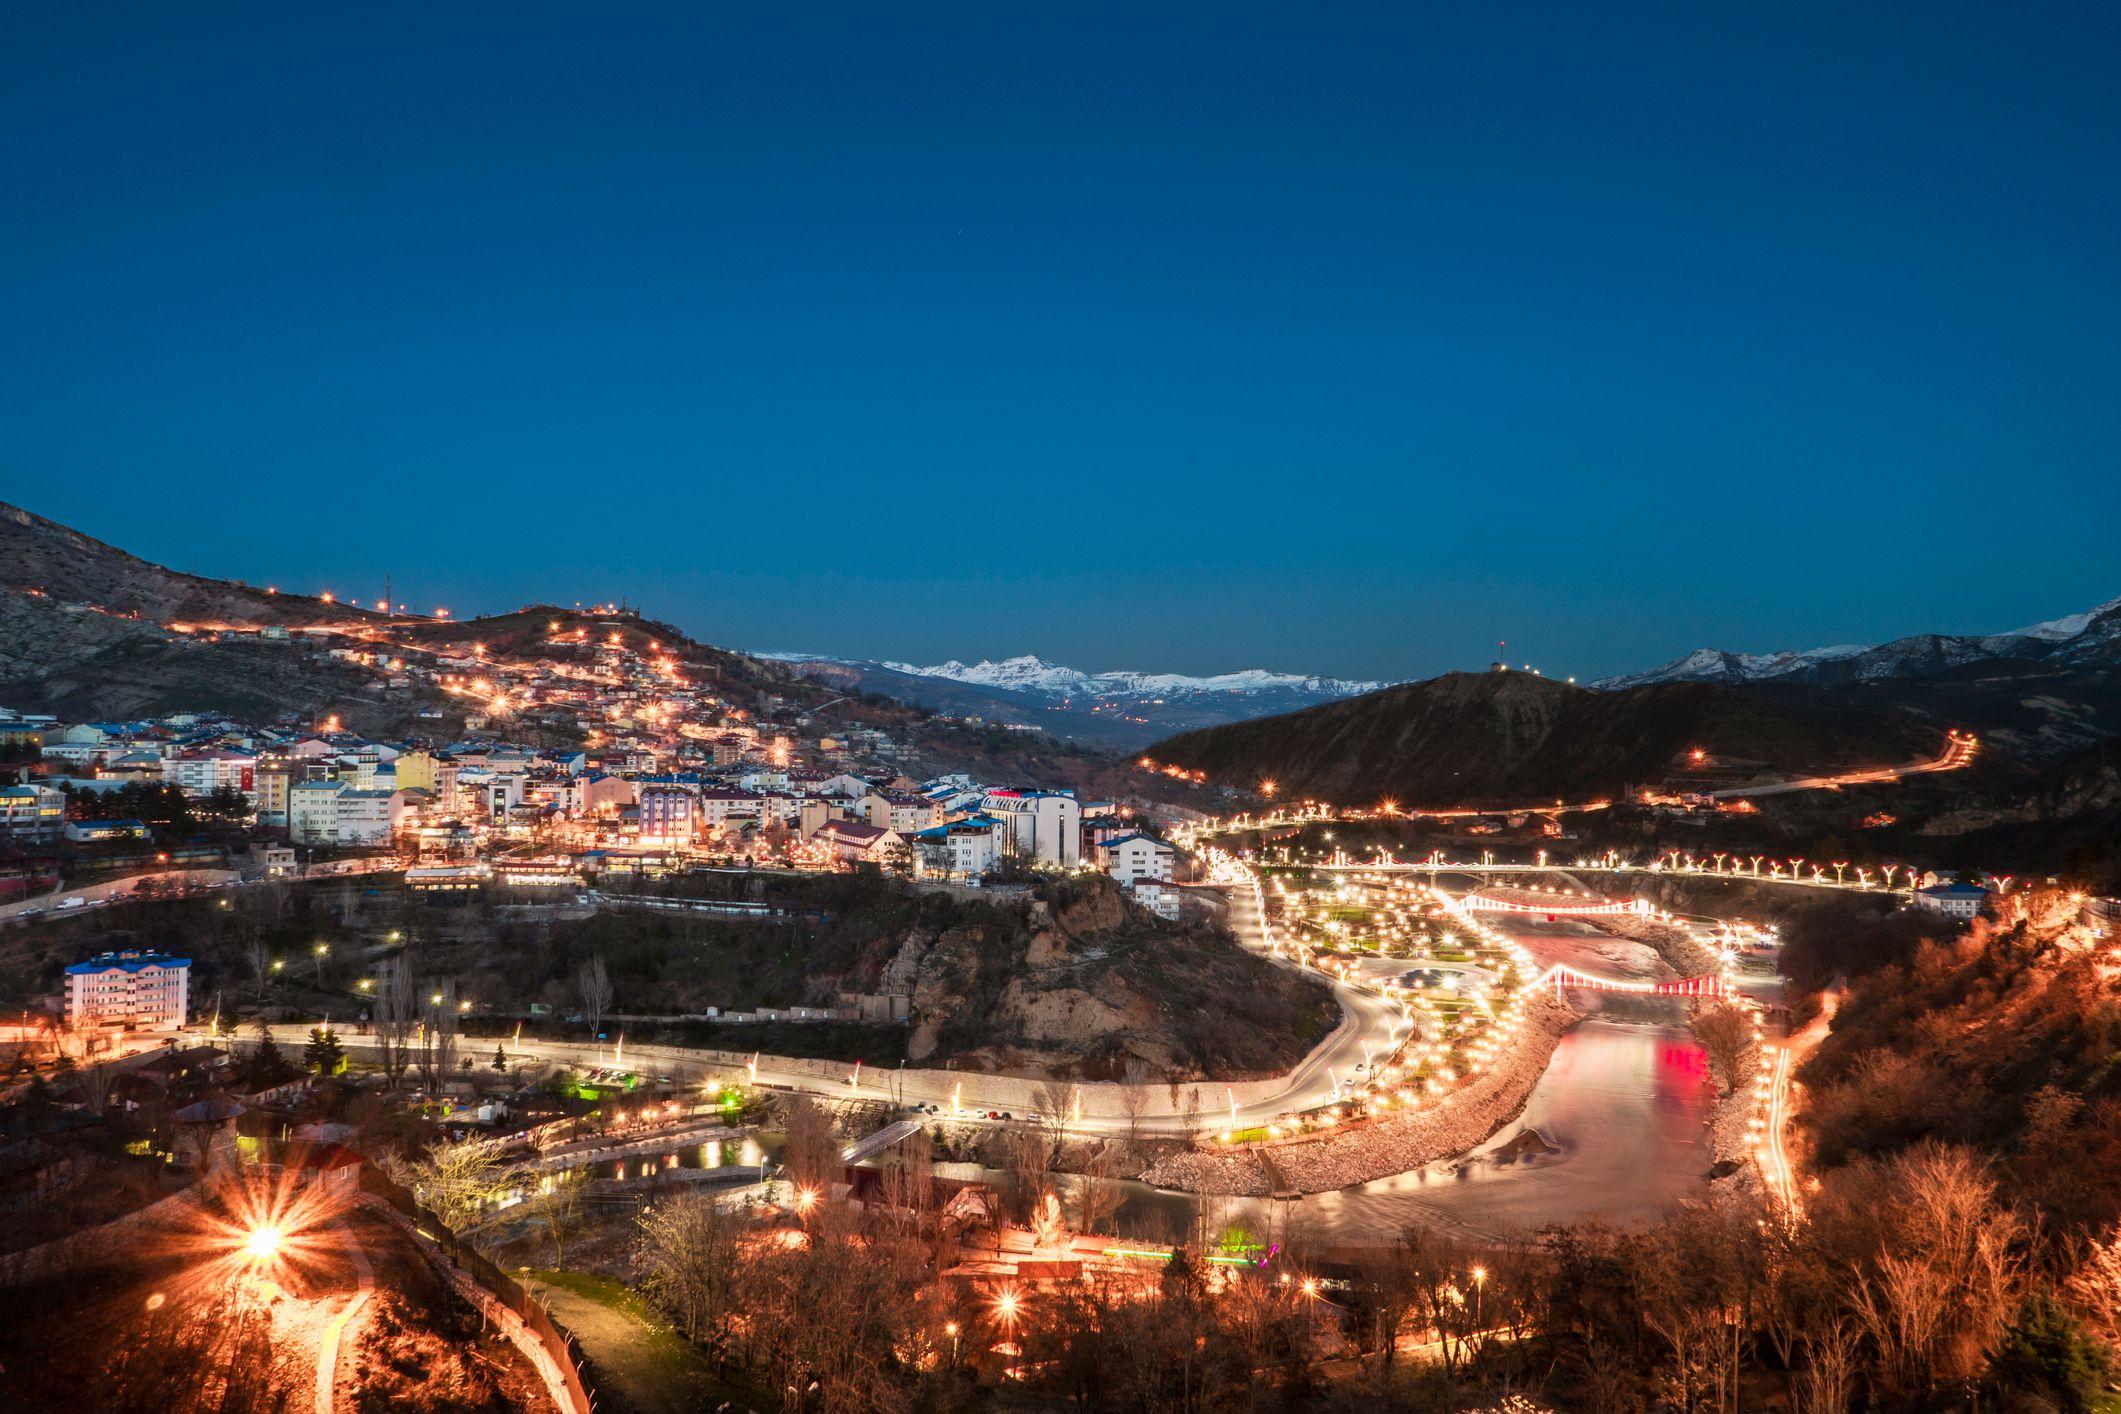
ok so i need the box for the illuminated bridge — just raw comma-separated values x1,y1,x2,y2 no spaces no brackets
1461,891,1653,917
1539,964,1726,1001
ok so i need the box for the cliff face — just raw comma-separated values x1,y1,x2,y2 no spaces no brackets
895,876,1337,1082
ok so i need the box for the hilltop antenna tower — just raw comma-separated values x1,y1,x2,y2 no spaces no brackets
384,573,392,617
1492,640,1507,672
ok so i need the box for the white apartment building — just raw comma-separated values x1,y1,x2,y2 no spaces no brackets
912,817,1001,881
288,779,346,845
1129,879,1183,921
981,789,1082,867
336,787,412,846
66,950,191,1030
1098,832,1176,885
162,751,256,798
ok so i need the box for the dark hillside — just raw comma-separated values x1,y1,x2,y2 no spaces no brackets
1148,670,1931,808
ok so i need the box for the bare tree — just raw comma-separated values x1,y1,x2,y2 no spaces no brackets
530,1168,589,1265
1118,1059,1152,1156
384,1133,510,1233
414,979,459,1091
1032,1080,1073,1163
636,1189,744,1363
241,923,271,1003
577,955,613,1037
780,1094,838,1191
1075,1141,1124,1235
374,953,417,1088
1010,1128,1051,1222
1792,1318,1860,1414
1687,1000,1759,1095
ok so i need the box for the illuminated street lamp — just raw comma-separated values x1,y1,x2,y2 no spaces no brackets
244,1224,284,1262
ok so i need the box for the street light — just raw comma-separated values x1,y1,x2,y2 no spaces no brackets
243,1224,283,1262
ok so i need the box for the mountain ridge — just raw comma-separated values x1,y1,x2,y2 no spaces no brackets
1595,594,2121,690
1145,669,1935,810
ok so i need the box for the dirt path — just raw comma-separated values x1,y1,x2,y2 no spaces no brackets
317,1218,375,1413
524,1272,718,1414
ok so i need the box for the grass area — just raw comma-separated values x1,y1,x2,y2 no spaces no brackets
529,1268,752,1414
533,1268,664,1325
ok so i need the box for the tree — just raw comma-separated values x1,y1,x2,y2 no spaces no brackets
577,955,613,1038
491,1045,508,1072
303,1025,344,1077
414,979,459,1091
245,1018,292,1087
530,1168,589,1266
1118,1059,1152,1156
1075,1142,1124,1235
374,953,417,1088
636,1189,744,1363
780,1094,838,1191
1687,999,1758,1095
384,1134,511,1233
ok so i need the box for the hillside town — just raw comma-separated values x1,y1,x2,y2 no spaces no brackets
1,610,1193,1031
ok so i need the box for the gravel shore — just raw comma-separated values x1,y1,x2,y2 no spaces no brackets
1141,994,1580,1197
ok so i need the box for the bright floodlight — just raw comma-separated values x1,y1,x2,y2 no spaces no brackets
244,1224,284,1261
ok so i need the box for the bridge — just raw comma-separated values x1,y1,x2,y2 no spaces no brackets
841,1118,924,1166
1539,964,1725,1001
1461,892,1652,917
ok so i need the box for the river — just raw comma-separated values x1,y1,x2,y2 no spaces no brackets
943,1011,1714,1249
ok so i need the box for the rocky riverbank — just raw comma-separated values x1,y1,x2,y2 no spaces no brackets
1585,912,1719,976
1139,993,1580,1197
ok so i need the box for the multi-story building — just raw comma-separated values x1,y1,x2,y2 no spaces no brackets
981,789,1082,867
861,792,944,835
288,779,346,845
0,784,66,843
65,950,191,1030
911,816,1001,880
638,784,699,844
162,750,255,798
1097,832,1176,885
335,788,411,846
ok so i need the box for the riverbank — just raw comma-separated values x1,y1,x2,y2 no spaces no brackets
1138,992,1580,1196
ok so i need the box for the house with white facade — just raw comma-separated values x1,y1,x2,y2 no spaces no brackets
335,788,412,846
981,789,1082,867
1914,881,1988,921
911,816,1001,881
66,950,191,1030
1097,832,1176,885
288,779,347,845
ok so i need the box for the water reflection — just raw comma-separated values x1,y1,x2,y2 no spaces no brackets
942,1018,1713,1248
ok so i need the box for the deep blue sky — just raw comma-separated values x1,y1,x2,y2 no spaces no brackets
4,6,2117,680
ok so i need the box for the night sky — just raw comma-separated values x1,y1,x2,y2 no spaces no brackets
4,5,2116,680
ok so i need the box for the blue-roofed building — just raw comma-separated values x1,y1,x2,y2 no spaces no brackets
65,950,191,1030
1914,881,1988,921
911,814,1002,881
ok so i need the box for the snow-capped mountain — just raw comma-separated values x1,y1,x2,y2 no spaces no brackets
1594,595,2121,690
868,654,1386,702
754,651,1387,748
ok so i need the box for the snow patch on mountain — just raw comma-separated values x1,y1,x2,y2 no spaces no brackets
1592,595,2121,689
759,651,1386,702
